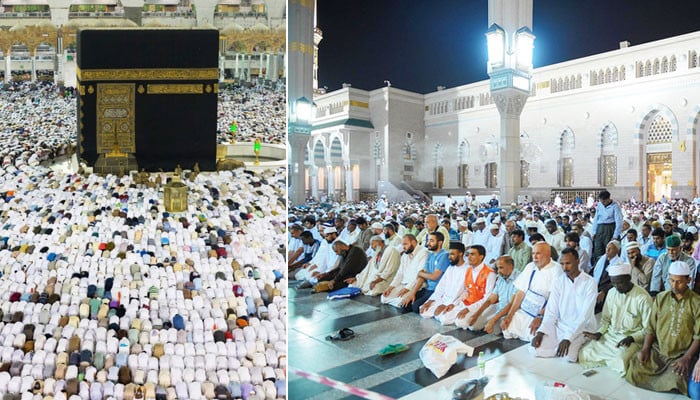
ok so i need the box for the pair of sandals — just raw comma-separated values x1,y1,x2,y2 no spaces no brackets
325,328,355,341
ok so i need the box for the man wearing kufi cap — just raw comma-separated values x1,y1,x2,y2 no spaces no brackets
471,216,489,247
457,220,473,248
579,262,652,375
349,235,401,296
294,226,340,288
626,261,700,397
625,241,654,291
650,234,696,297
591,240,622,313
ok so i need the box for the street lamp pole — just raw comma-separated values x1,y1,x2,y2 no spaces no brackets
486,0,534,206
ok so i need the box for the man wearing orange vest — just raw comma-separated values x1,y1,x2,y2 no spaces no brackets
419,242,469,321
435,244,497,327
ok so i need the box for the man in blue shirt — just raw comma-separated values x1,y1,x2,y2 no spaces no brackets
645,228,667,261
591,190,623,264
403,231,450,313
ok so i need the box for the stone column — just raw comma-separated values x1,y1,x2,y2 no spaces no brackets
493,89,528,205
31,57,36,82
310,164,318,200
326,164,335,201
345,163,353,201
190,0,217,27
5,55,10,83
289,133,309,206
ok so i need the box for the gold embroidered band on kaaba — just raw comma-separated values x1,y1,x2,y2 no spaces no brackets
77,67,219,81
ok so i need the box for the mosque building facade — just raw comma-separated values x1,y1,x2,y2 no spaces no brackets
307,31,700,204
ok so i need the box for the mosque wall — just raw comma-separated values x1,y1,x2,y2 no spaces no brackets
312,30,700,201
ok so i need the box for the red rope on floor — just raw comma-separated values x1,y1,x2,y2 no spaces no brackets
290,367,397,400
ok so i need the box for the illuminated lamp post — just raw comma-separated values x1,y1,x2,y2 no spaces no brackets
486,22,534,205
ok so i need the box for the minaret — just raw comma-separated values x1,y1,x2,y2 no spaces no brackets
313,1,324,94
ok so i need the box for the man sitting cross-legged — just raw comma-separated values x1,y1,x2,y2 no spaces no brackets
578,262,652,375
531,247,597,362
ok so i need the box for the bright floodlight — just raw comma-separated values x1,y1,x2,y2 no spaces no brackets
486,23,505,68
515,26,535,70
296,97,312,123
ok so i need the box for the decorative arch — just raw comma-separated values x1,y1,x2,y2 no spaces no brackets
559,127,575,187
636,103,679,142
599,122,619,186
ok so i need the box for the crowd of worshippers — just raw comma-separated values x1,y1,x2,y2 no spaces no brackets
0,81,289,397
216,84,286,145
288,190,700,398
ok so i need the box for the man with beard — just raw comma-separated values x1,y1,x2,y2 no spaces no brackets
531,248,597,362
355,217,372,253
625,241,654,291
650,235,697,297
626,261,700,397
383,223,402,250
508,229,532,274
408,232,450,313
381,234,429,310
579,263,652,375
445,244,497,329
463,255,519,334
501,242,563,342
349,235,401,296
313,240,368,292
294,226,340,288
419,242,469,322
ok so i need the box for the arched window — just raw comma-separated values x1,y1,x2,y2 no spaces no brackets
636,61,643,78
605,68,612,83
645,60,652,76
620,65,626,80
690,51,698,68
590,71,597,86
661,57,669,73
576,74,582,88
559,128,575,187
612,67,619,82
653,59,660,75
600,123,618,186
670,56,677,72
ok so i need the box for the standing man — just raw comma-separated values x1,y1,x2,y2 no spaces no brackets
591,190,623,263
501,242,563,342
626,262,700,397
579,263,652,375
531,248,597,362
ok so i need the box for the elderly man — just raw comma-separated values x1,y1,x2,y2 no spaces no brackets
348,235,401,296
455,254,515,333
313,240,368,293
381,234,429,310
419,242,469,322
458,220,473,247
591,190,623,263
508,229,532,274
431,245,496,327
626,261,700,397
501,220,516,255
544,219,566,253
420,214,451,251
531,248,597,362
501,242,563,342
591,240,622,313
579,263,652,375
472,217,489,247
294,226,340,288
650,235,697,297
338,219,360,246
625,241,654,291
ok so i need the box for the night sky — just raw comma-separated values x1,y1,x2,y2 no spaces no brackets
316,0,700,94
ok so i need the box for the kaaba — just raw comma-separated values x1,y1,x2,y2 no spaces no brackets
76,29,219,173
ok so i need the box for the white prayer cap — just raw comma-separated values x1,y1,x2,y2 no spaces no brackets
323,227,337,234
687,226,698,234
459,221,469,228
608,263,631,277
489,224,499,230
625,241,640,251
669,261,691,276
475,217,486,224
608,240,621,250
370,222,383,230
526,221,538,229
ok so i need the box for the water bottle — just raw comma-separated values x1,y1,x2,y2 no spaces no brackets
477,351,485,377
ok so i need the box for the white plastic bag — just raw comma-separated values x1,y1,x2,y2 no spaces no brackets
534,382,591,400
419,333,470,378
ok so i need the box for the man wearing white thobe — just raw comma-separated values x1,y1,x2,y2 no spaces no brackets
501,242,563,342
419,242,469,321
381,234,429,308
531,248,597,362
349,235,401,296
